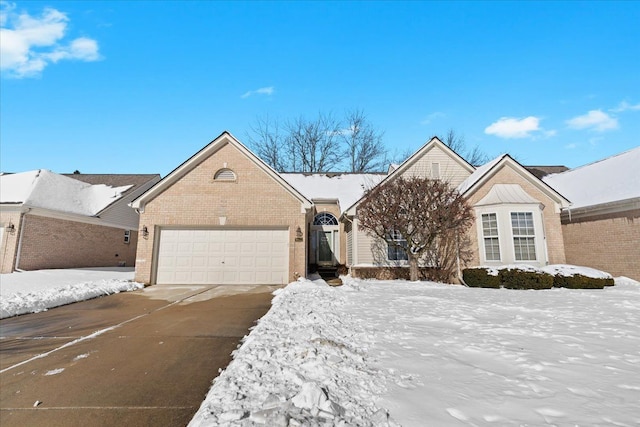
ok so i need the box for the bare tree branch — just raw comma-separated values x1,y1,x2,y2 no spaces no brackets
246,114,285,172
358,176,474,281
442,128,490,167
342,109,387,172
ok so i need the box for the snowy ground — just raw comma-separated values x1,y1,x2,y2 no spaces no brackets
190,275,640,426
0,267,141,318
2,267,638,425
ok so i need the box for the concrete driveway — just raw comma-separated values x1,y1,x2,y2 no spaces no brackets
0,284,278,426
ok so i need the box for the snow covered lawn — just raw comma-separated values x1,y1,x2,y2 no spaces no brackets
0,267,142,319
190,275,640,426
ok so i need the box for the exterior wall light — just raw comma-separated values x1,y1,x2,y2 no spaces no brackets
141,226,149,238
295,226,303,241
6,222,15,233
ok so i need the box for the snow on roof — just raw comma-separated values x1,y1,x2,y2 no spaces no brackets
456,154,506,195
543,146,640,209
0,170,132,216
281,173,386,213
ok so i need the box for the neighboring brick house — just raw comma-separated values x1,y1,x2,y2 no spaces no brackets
131,133,570,285
0,170,160,273
543,146,640,281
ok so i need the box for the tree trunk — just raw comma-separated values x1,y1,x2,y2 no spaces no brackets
408,254,419,282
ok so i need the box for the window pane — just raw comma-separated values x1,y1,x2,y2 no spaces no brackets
513,237,537,261
484,237,501,261
482,213,498,237
387,231,408,261
481,213,500,261
511,212,534,236
313,212,338,225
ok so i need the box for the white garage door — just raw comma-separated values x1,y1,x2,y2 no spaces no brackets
156,228,289,285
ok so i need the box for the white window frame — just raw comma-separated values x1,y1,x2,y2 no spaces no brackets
124,230,131,244
431,162,441,179
476,204,547,266
481,213,501,261
510,211,537,261
313,212,338,226
387,230,408,261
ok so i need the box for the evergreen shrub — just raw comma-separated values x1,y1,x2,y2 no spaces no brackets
499,269,554,290
553,274,614,289
462,268,501,288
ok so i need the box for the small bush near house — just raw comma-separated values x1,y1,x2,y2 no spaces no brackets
336,264,349,276
462,268,501,288
553,274,614,289
352,267,444,281
499,269,554,290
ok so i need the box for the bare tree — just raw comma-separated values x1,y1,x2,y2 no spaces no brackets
341,109,387,172
358,176,474,282
246,110,389,172
442,129,489,167
285,112,343,172
246,115,286,171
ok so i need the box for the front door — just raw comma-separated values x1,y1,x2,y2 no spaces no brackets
318,230,334,265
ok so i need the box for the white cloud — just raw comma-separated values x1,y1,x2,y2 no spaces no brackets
241,86,275,99
0,2,100,78
564,143,578,149
420,111,445,125
610,101,640,113
484,116,541,139
566,110,618,132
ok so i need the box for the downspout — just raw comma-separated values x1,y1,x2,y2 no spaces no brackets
342,214,354,276
456,231,469,287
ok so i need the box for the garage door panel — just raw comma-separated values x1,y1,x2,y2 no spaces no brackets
156,228,288,285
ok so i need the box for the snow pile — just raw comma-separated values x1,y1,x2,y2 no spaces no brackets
477,263,613,279
189,278,395,427
0,169,131,215
192,273,640,426
543,145,640,209
541,264,613,279
0,268,141,318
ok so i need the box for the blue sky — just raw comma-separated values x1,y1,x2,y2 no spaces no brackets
1,1,639,176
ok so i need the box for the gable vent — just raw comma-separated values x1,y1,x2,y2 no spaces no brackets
214,168,236,181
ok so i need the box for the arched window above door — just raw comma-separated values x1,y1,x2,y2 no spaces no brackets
313,212,338,225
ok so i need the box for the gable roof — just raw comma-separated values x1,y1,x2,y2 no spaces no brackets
457,154,570,207
281,173,385,213
0,169,132,216
392,136,475,178
542,145,640,210
344,136,475,215
130,131,312,211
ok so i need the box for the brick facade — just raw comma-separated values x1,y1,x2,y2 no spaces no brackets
1,213,137,272
134,141,308,284
562,210,640,281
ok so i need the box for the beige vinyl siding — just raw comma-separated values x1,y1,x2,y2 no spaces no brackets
403,145,471,187
355,227,383,265
346,221,353,266
99,179,159,230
